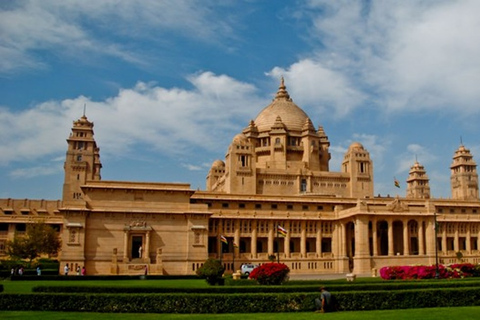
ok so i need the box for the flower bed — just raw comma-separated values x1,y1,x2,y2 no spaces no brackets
380,263,480,280
249,262,290,285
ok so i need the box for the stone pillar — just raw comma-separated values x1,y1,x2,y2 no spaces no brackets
123,231,129,261
418,220,425,255
354,215,371,273
454,224,459,252
403,222,409,255
268,220,274,256
425,218,435,256
234,220,240,259
442,224,447,255
466,226,471,254
372,218,378,256
388,218,394,256
218,221,223,258
316,221,322,257
300,220,306,258
339,222,346,257
285,220,291,258
145,231,151,262
251,220,257,258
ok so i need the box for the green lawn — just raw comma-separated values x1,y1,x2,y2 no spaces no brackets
1,278,210,293
1,307,480,320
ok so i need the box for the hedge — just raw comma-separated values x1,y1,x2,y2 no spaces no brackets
2,287,480,313
32,280,480,294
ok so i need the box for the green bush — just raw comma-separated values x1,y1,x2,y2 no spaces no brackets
196,258,225,285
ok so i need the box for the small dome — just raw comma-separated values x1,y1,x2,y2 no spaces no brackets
211,160,225,167
232,133,248,144
254,78,312,133
349,142,364,151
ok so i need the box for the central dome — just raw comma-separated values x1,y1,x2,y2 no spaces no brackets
254,78,311,133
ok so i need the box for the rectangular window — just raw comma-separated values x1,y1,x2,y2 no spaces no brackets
287,204,293,210
271,204,278,209
239,203,245,209
255,204,262,209
222,203,229,208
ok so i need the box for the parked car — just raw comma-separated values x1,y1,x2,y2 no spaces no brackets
241,263,258,276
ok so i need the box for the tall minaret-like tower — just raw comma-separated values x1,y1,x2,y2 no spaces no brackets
406,161,430,199
450,144,479,200
62,114,102,205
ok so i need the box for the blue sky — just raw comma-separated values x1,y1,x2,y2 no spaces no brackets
2,0,480,200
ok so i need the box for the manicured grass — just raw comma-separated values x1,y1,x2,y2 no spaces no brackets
1,307,480,319
1,278,210,293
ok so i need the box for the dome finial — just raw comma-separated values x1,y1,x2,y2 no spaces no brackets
274,76,291,101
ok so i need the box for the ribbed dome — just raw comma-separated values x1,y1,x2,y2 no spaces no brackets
254,78,311,133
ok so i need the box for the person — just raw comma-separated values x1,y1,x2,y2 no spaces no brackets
315,286,333,313
18,267,24,276
144,264,148,276
64,264,69,276
138,245,142,258
76,266,81,275
10,267,14,276
37,266,41,276
81,266,86,276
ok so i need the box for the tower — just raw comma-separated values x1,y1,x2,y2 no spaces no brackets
406,161,430,199
62,115,102,205
341,142,374,198
450,144,479,200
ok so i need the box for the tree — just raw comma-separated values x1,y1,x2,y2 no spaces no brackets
6,222,62,265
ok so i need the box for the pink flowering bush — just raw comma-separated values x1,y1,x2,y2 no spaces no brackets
249,262,290,285
380,263,478,280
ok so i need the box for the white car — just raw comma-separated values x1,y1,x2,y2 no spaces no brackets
241,263,258,276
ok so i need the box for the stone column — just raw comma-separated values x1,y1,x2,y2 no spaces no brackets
123,231,129,261
300,220,306,258
466,226,471,254
251,220,257,258
425,218,435,256
442,224,447,255
354,215,371,273
403,221,409,255
145,231,151,262
454,224,459,252
268,220,274,256
388,218,394,256
418,220,425,255
316,221,322,257
234,220,240,258
285,220,291,258
372,218,378,256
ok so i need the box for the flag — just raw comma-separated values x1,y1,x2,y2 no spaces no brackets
277,225,287,237
220,235,228,245
394,178,400,188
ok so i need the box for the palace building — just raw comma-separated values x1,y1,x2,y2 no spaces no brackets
1,79,480,276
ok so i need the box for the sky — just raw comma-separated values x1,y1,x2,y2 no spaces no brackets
2,0,480,200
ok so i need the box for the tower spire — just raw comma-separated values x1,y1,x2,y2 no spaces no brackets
274,76,291,101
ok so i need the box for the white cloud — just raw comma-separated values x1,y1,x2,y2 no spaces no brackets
267,59,365,118
298,0,480,115
0,72,265,174
0,0,236,74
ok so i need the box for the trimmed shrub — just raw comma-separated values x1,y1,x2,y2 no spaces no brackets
249,262,290,285
196,258,225,285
